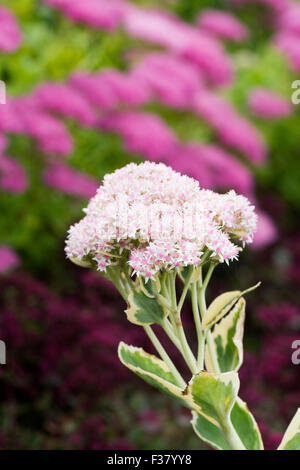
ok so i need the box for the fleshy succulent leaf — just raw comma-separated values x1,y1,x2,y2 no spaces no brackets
118,342,185,400
187,371,240,428
125,284,168,326
205,298,245,372
278,409,300,450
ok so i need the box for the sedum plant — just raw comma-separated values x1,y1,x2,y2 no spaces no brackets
65,162,299,450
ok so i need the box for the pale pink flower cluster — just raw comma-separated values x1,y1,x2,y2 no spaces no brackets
65,162,257,279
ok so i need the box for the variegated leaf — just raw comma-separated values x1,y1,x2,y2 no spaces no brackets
205,298,245,373
202,290,241,331
278,409,300,450
187,371,240,428
191,397,263,450
231,398,264,450
191,411,231,450
125,283,168,326
118,342,185,400
202,283,260,330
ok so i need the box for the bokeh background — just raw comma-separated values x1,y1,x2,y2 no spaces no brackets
0,0,300,450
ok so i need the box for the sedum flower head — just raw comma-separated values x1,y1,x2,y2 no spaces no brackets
65,162,257,280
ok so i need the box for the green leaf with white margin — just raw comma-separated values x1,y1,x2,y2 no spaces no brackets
191,411,231,450
205,298,245,373
118,342,185,400
202,283,260,331
191,397,263,450
278,409,300,450
125,281,168,326
231,398,263,450
187,371,240,428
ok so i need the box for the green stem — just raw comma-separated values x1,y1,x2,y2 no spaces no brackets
177,266,194,313
221,417,246,450
191,282,204,369
144,325,186,389
170,272,198,374
197,265,220,374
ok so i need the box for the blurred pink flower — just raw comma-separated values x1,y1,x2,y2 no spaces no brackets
44,0,128,30
33,82,97,126
0,246,19,273
124,7,233,85
0,98,25,133
248,88,292,118
0,6,22,52
94,69,151,106
173,143,254,193
0,153,27,193
44,161,98,198
14,98,73,156
196,9,249,42
99,111,178,159
278,3,300,35
252,210,277,248
193,90,267,163
274,31,300,71
132,53,202,108
70,72,119,110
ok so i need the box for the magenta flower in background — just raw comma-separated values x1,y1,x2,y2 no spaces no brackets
94,70,151,106
99,111,178,160
252,210,277,247
14,98,73,156
132,53,202,108
43,161,98,198
0,154,28,193
0,98,26,134
193,90,267,163
257,303,299,329
70,72,120,110
0,246,19,273
196,9,249,42
278,3,300,35
0,6,22,52
124,7,233,85
173,143,253,193
274,31,300,71
33,83,97,126
248,88,292,118
44,0,128,30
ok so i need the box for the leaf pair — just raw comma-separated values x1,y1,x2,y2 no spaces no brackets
188,372,263,450
118,342,263,450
